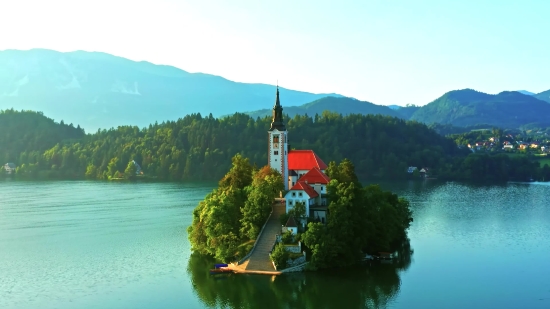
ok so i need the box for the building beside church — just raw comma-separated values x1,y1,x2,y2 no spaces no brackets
267,87,330,225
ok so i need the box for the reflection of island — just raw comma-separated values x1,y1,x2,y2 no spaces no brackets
188,240,413,309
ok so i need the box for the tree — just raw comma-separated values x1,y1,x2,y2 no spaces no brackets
240,181,273,239
303,159,413,269
219,153,253,190
270,242,289,269
85,164,97,179
241,166,283,239
124,160,137,177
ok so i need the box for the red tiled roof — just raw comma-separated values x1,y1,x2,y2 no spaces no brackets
289,181,319,198
288,150,327,170
299,167,331,184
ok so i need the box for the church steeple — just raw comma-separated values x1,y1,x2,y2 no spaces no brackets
269,86,286,131
267,84,289,190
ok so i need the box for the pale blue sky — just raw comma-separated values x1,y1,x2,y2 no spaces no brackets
1,0,548,105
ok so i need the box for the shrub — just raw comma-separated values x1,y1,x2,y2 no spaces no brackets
270,243,289,269
281,230,294,244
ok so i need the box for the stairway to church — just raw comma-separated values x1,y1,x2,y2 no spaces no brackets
244,202,286,272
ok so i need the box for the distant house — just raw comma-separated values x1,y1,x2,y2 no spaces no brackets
541,146,547,153
3,163,16,174
419,168,429,178
530,143,540,149
503,144,515,150
407,166,418,173
283,216,298,235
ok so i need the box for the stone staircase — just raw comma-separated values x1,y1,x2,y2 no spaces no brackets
244,202,286,271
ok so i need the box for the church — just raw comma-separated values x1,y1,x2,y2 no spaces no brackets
268,87,329,223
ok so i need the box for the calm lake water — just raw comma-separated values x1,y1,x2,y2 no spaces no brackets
1,179,549,309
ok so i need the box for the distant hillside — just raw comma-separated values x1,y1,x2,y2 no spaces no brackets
516,90,535,96
0,49,343,132
0,109,85,164
245,96,403,119
394,105,421,119
534,89,550,103
409,89,550,129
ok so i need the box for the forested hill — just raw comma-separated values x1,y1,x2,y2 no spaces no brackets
2,110,467,181
245,97,402,119
409,89,550,129
0,109,85,165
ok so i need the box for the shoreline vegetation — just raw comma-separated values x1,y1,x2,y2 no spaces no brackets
3,109,550,183
187,154,284,262
187,155,414,271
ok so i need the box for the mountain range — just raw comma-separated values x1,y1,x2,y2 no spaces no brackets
0,49,342,131
246,89,550,130
0,49,549,131
534,89,550,103
245,96,402,119
408,89,550,128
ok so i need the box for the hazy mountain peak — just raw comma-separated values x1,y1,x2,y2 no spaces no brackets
534,89,550,103
410,88,550,128
0,49,344,131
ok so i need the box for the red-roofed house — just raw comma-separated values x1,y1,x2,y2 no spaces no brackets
267,87,330,223
292,167,330,204
286,181,320,225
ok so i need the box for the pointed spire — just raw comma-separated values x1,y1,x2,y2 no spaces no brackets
274,85,281,108
269,85,286,131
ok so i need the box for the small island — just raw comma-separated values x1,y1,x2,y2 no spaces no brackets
187,88,413,272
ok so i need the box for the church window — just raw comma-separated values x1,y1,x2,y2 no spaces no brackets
292,192,296,197
273,135,279,143
298,192,303,197
274,151,279,155
289,201,293,206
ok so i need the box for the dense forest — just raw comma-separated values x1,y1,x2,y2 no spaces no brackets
1,109,464,180
0,109,85,167
1,109,549,182
409,89,550,129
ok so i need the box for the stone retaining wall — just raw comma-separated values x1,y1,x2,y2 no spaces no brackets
286,255,306,268
284,241,301,253
281,262,308,273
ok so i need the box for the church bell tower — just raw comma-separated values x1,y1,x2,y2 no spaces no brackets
268,86,289,190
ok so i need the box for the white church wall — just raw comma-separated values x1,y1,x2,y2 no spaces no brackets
269,129,289,190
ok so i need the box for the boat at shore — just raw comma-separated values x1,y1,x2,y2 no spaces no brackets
210,263,233,275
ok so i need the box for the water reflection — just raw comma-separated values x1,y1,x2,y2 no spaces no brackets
188,240,413,309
